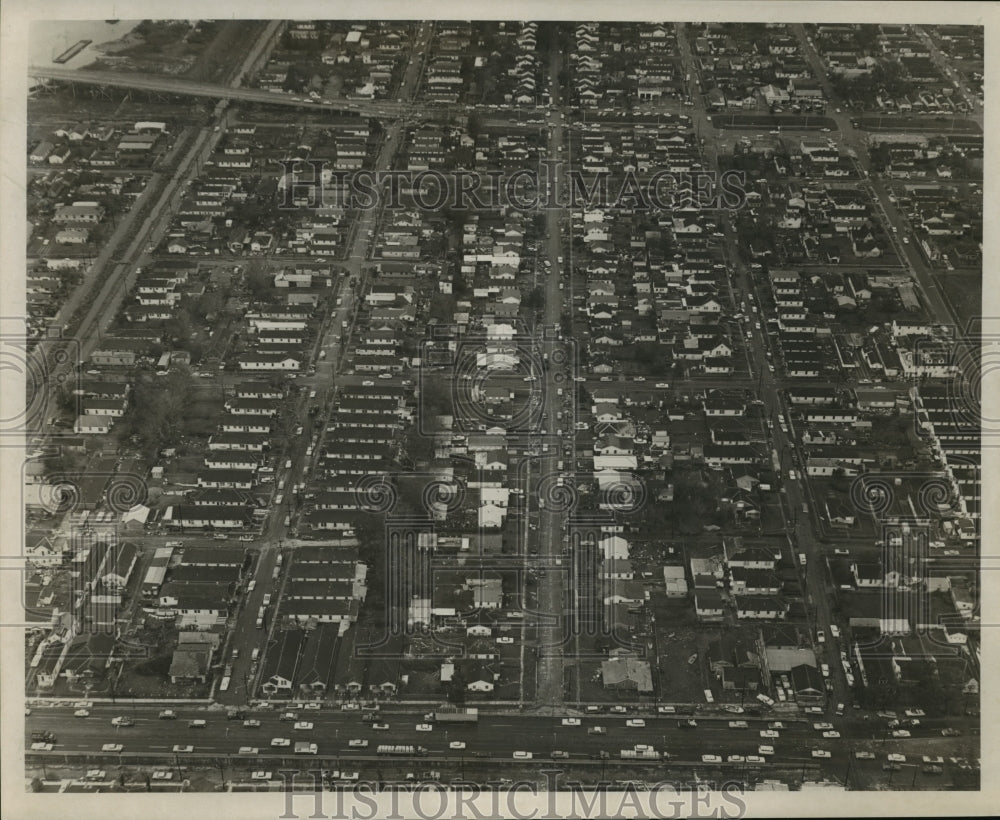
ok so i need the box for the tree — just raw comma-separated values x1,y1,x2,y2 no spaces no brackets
523,287,545,311
245,264,273,302
559,311,573,338
466,113,482,141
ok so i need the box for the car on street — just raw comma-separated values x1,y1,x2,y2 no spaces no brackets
678,719,698,729
415,723,433,732
173,745,194,753
823,731,841,739
102,744,123,753
587,726,606,735
550,750,570,759
449,741,466,750
561,718,581,727
746,755,765,764
855,751,876,760
941,728,962,737
892,729,911,738
243,719,261,728
626,719,646,728
905,709,926,718
728,721,748,729
812,749,832,759
813,723,834,731
74,709,90,718
701,754,722,764
348,739,369,748
30,742,54,751
609,706,628,714
372,723,389,731
294,722,313,731
513,751,532,760
280,712,298,722
887,753,907,763
158,710,176,720
111,716,134,727
768,722,785,730
271,738,291,747
727,755,745,763
759,729,779,739
758,745,774,756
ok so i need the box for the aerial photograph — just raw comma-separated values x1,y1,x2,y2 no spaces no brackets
11,9,987,814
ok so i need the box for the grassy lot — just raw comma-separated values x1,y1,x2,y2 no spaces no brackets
857,116,981,134
936,271,982,328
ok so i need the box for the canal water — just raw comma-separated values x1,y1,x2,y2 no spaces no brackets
29,20,140,70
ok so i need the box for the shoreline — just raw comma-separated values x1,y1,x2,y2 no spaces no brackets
93,27,145,56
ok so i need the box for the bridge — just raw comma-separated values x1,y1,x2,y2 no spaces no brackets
29,66,414,119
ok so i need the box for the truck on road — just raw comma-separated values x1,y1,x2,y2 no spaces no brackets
620,749,662,760
434,708,479,723
294,742,318,755
376,745,427,756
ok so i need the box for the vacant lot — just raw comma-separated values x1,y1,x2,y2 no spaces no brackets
937,271,982,327
857,116,981,133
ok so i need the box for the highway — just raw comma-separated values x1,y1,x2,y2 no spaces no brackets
26,703,976,778
29,67,413,118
